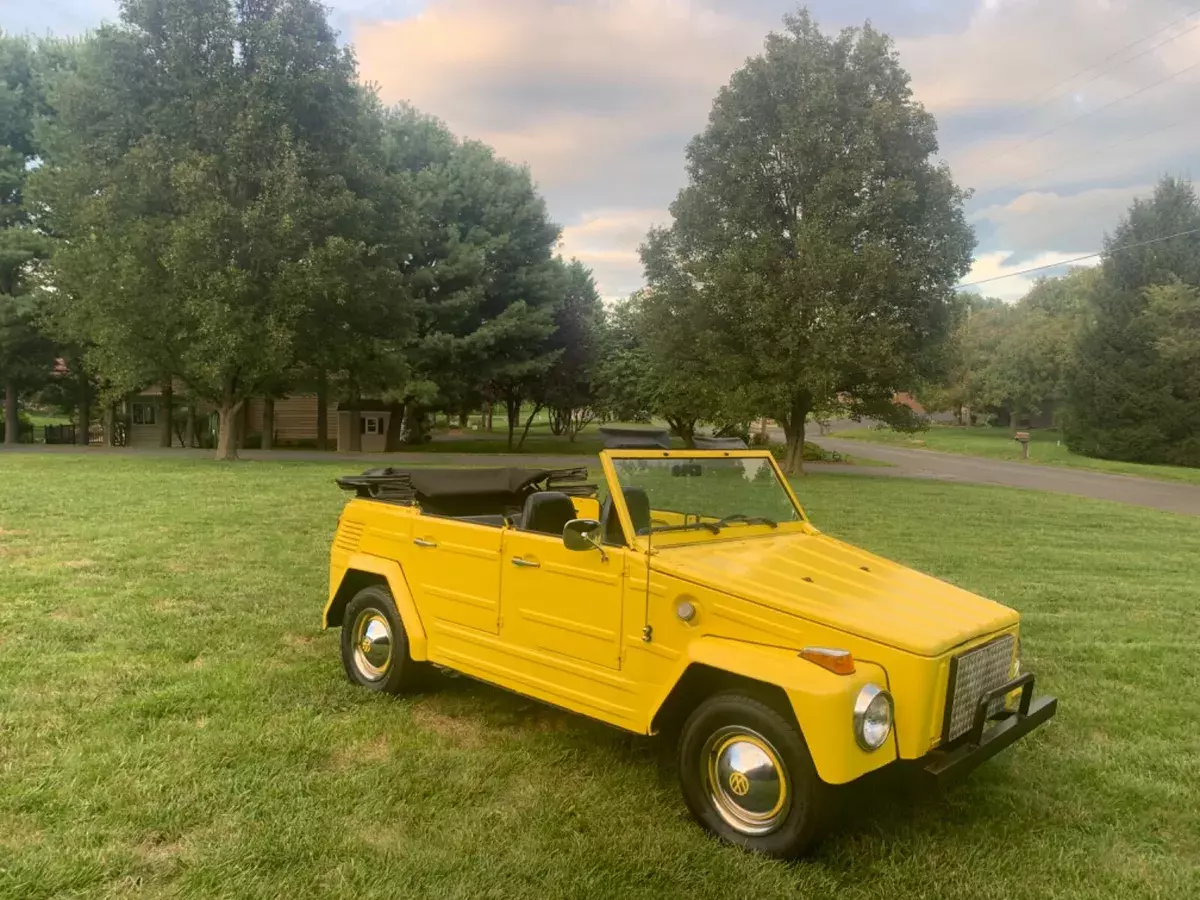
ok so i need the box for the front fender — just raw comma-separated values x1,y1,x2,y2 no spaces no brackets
681,638,898,785
324,553,428,660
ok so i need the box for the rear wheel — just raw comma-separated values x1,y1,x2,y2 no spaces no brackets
340,585,423,694
678,691,829,858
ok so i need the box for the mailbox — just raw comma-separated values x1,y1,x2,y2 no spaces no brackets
1014,431,1031,459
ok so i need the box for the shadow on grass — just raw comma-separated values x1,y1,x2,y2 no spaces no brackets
405,668,974,857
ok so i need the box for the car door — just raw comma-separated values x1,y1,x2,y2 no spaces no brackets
500,529,625,670
405,513,503,634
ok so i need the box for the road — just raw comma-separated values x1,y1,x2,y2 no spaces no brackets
5,440,1199,516
811,436,1200,516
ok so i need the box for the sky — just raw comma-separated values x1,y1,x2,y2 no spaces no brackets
6,0,1199,301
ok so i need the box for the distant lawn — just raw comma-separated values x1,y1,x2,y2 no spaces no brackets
25,413,70,428
832,424,1200,485
1,455,1196,898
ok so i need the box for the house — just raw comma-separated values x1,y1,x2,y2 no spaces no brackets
117,387,395,451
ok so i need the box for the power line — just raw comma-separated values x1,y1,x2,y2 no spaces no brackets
1030,19,1200,112
1014,3,1200,109
970,58,1200,170
974,113,1194,196
958,226,1200,288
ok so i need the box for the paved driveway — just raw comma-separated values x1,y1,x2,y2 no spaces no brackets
812,436,1200,516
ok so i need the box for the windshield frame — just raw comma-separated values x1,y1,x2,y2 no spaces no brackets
598,449,811,549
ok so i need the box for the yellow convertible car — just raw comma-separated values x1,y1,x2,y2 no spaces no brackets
325,443,1056,857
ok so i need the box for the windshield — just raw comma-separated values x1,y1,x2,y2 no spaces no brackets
609,456,803,545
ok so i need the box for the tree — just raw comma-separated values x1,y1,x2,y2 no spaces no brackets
542,259,604,441
0,33,55,444
1063,177,1200,464
34,0,378,460
400,138,562,452
647,10,974,473
637,235,735,445
590,295,655,423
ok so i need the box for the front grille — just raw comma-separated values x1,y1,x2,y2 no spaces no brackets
943,635,1015,743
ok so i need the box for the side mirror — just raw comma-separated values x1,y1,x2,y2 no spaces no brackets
563,518,603,552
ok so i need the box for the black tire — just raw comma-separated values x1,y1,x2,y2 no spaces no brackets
678,691,830,858
339,584,424,694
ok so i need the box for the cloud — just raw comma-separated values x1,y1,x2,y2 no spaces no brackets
971,183,1152,261
964,252,1101,302
559,208,672,300
353,0,765,213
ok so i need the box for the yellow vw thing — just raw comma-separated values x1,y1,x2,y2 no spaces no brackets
325,446,1056,857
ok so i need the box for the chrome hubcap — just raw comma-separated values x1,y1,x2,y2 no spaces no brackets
703,726,790,835
352,611,392,680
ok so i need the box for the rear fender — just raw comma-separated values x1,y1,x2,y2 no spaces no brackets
669,638,897,785
324,553,428,660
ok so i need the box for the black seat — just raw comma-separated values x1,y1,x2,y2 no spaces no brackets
601,487,651,544
520,491,577,536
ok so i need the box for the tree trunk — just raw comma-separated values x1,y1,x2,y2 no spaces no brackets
458,409,469,428
3,379,17,446
516,403,544,451
485,404,493,432
780,393,812,476
666,417,697,448
215,399,244,461
347,387,362,452
184,405,196,448
76,373,92,446
158,381,173,448
504,395,521,451
383,401,404,451
316,370,329,451
262,398,275,451
105,402,117,446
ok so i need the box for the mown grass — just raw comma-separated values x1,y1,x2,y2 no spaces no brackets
1,454,1197,899
832,425,1200,485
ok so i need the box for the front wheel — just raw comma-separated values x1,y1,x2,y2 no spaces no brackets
678,691,830,858
339,584,424,694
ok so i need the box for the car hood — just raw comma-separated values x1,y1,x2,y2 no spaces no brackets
650,531,1018,657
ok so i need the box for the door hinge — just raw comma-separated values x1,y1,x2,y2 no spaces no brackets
641,625,653,643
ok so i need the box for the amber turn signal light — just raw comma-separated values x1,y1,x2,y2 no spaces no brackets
800,646,856,675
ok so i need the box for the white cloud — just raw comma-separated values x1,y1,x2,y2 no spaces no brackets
354,0,764,194
964,251,1102,302
972,184,1152,257
559,208,671,300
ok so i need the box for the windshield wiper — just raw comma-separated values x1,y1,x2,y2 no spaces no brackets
715,513,778,529
645,521,721,535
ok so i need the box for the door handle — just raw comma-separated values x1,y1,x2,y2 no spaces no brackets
511,557,540,568
413,538,438,548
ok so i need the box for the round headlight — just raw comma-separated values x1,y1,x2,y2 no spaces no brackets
853,684,893,751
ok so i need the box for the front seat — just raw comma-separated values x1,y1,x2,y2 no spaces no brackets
520,491,577,537
601,486,651,544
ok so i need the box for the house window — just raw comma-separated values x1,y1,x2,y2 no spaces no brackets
361,416,383,435
132,403,157,425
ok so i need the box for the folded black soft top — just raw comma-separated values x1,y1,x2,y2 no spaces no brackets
336,465,594,511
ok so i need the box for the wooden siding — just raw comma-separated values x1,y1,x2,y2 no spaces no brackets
245,395,335,443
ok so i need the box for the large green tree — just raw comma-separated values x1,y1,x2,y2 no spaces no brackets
542,258,604,441
1063,177,1200,465
0,33,55,445
35,0,382,459
647,9,974,472
396,135,562,451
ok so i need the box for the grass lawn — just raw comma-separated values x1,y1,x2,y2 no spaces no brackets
1,455,1197,899
25,413,71,428
832,424,1200,485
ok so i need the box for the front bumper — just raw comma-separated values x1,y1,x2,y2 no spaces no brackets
923,672,1057,783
